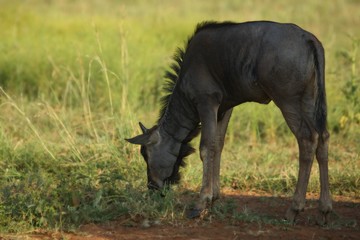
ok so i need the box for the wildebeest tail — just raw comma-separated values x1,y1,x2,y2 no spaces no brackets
310,39,327,137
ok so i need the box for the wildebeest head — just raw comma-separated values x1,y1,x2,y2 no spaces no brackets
126,122,187,190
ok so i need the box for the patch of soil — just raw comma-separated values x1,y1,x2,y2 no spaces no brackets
4,190,359,240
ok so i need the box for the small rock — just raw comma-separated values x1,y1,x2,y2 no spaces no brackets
153,220,161,225
141,219,151,228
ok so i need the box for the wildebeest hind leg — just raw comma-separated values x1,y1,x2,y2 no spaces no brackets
315,130,332,225
278,103,318,224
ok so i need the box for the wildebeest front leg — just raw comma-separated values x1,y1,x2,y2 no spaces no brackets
187,98,219,218
212,109,233,201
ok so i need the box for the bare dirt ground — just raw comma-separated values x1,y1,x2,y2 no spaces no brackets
3,190,359,240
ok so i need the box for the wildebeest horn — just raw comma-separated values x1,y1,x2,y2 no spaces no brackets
124,122,151,145
139,122,148,133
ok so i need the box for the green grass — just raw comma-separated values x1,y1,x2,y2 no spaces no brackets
0,0,359,233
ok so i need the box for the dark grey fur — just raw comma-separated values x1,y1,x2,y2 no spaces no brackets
126,21,332,224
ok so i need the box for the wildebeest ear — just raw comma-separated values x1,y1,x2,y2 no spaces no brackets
139,122,148,134
125,130,160,145
125,133,150,145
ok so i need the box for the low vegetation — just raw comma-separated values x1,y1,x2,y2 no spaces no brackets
0,0,359,233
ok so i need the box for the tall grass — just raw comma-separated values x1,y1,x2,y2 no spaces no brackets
0,0,359,233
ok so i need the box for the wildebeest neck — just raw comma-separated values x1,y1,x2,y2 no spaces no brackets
158,88,199,144
155,87,200,185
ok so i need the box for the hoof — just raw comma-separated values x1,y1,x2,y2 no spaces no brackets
186,208,208,219
285,207,299,225
317,201,332,225
316,210,332,226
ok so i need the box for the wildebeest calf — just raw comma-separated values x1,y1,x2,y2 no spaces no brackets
126,21,332,224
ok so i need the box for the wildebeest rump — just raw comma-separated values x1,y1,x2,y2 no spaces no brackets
126,21,332,224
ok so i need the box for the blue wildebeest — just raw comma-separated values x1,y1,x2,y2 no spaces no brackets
126,21,332,224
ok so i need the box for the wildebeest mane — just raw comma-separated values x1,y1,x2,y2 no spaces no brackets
158,21,237,123
164,126,200,185
159,21,237,184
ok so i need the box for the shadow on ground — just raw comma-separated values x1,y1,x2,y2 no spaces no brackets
4,190,360,240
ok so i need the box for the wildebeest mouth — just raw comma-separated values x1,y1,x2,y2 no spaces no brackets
147,181,161,190
147,179,174,192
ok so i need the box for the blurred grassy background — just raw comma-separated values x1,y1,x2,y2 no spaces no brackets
0,0,359,233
